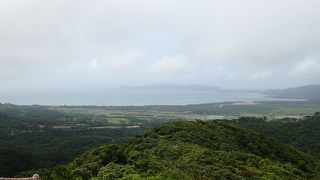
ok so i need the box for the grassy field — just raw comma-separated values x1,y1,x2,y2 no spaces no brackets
48,100,320,124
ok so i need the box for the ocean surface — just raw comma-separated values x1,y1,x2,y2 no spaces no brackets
0,90,303,106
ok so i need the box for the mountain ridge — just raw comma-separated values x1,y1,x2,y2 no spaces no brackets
28,120,320,179
264,84,320,100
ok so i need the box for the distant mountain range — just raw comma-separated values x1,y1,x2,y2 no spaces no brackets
116,84,221,91
264,84,320,100
113,83,320,101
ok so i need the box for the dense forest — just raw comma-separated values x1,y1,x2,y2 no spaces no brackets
232,113,320,159
0,103,193,177
0,104,148,177
21,120,320,179
2,102,320,179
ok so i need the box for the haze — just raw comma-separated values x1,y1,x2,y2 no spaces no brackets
1,0,320,104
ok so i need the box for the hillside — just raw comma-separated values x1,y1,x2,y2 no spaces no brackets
3,103,320,177
27,121,320,179
233,113,320,159
264,84,320,100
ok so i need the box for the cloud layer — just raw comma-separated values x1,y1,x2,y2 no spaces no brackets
1,0,320,95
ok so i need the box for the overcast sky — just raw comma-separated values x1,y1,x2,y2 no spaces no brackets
1,0,320,95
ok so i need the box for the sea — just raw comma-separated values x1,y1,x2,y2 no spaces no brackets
0,90,303,106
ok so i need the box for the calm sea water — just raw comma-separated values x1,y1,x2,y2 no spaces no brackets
1,90,301,106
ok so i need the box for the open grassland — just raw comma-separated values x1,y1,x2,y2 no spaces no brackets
49,100,320,122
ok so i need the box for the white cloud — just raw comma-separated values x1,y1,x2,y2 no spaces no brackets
147,54,190,75
249,70,273,81
90,59,98,69
290,58,320,76
0,0,320,94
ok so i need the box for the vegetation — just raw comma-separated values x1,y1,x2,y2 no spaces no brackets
0,104,146,177
23,120,320,179
0,148,38,177
2,101,320,178
232,112,320,159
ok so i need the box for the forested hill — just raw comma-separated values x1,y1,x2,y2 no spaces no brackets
27,121,320,179
264,84,320,100
233,113,320,159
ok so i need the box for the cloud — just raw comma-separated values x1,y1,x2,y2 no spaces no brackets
148,54,190,75
290,58,320,77
249,70,273,81
0,0,320,94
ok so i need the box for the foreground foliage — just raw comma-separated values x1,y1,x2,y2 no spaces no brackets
233,112,320,159
25,120,320,179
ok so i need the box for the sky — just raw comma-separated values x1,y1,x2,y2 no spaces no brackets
1,0,320,97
